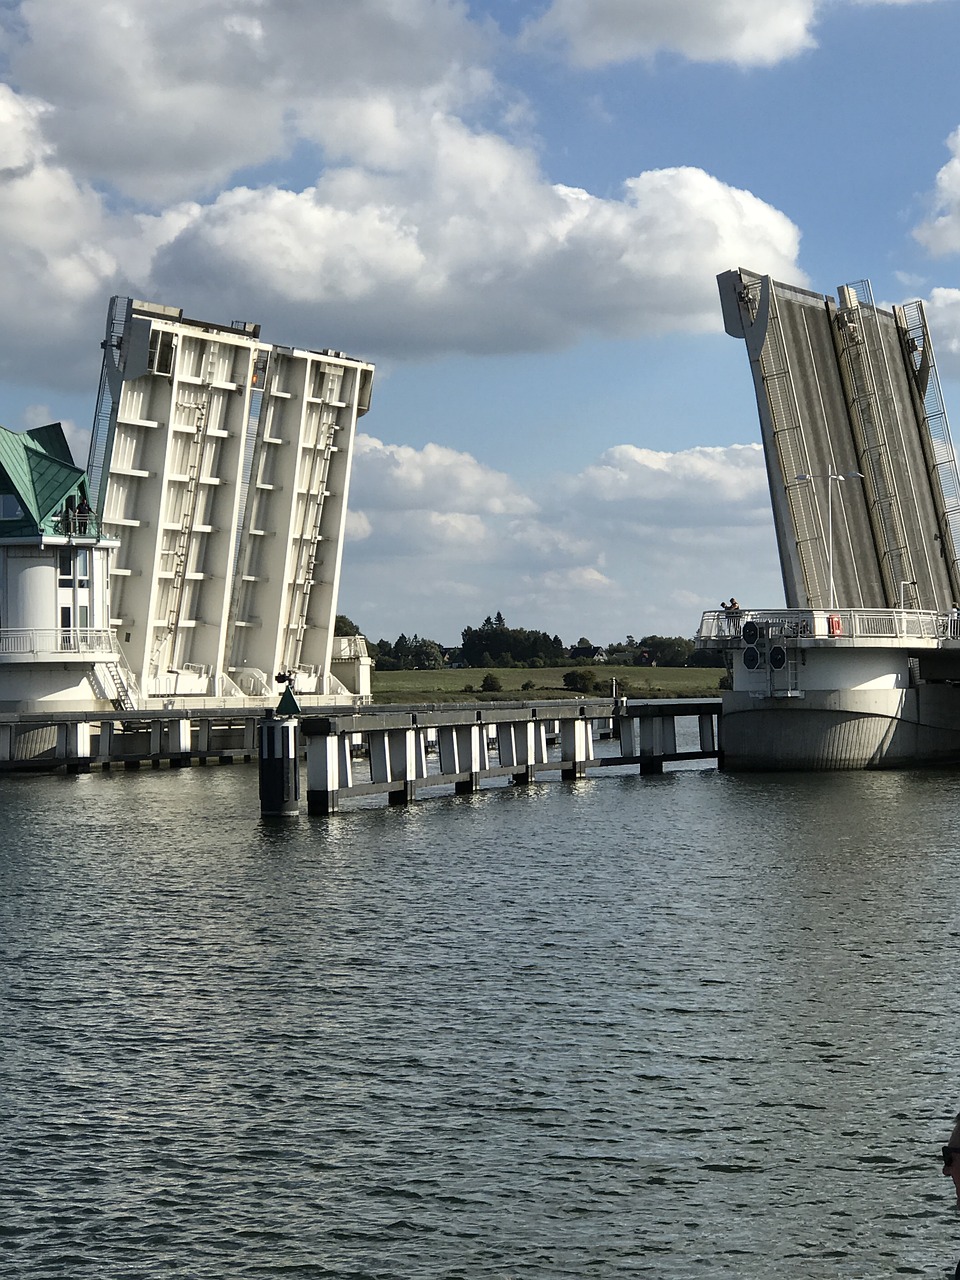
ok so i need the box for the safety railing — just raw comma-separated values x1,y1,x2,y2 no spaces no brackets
698,609,945,644
0,628,120,656
50,514,100,539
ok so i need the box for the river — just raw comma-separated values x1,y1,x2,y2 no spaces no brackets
2,760,959,1277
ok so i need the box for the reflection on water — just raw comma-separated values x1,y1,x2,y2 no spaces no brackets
2,763,960,1277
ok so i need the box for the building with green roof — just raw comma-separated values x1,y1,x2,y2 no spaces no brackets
0,421,134,712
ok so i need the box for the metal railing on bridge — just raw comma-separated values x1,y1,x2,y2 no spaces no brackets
698,608,945,645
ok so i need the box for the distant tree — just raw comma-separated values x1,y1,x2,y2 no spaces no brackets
374,631,445,670
521,679,535,691
335,614,362,636
639,635,696,667
480,673,502,692
460,613,564,667
577,636,592,648
411,638,445,669
607,635,638,658
563,669,596,693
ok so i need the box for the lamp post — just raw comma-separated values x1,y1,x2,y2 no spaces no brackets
796,469,865,610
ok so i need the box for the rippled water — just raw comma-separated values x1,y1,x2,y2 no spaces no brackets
3,761,960,1277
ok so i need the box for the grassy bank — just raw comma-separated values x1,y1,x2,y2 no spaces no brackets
371,664,723,704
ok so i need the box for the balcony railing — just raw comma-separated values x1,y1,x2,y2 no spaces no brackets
0,628,120,657
50,513,100,539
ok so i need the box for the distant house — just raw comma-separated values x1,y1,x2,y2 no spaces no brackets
568,645,607,663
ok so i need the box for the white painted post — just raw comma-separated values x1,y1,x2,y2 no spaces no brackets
464,723,489,772
618,714,642,758
368,731,392,784
170,717,192,766
560,716,594,779
306,732,351,815
436,725,461,776
387,727,426,804
449,722,487,793
496,723,518,767
61,721,93,771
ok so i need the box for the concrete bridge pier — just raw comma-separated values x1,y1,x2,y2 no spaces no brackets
619,708,678,775
306,732,354,815
698,713,717,755
369,726,428,805
60,721,93,773
497,719,548,785
560,715,594,779
437,722,488,794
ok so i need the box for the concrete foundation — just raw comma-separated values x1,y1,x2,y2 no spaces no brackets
720,684,960,770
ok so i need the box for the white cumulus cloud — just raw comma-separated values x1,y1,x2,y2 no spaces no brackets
339,434,780,642
521,0,944,69
0,0,806,388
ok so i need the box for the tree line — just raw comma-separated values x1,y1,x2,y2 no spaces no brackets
336,612,722,670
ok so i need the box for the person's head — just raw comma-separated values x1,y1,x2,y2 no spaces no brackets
943,1115,960,1204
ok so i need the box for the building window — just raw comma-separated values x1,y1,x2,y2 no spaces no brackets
58,549,90,588
0,493,23,519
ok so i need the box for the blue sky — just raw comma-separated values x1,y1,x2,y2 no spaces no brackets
2,0,960,645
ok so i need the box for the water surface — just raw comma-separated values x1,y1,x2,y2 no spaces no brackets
2,763,960,1277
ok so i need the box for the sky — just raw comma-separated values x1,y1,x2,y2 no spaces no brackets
4,0,960,646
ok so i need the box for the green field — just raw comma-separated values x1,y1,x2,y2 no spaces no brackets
371,664,723,704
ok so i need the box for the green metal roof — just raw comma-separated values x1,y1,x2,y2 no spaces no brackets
0,422,86,536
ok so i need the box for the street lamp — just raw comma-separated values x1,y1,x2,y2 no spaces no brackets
796,468,865,610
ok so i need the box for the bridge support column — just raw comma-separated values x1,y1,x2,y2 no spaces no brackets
0,723,13,762
496,723,528,784
390,728,427,804
169,718,192,766
699,713,717,754
618,714,640,757
97,720,115,765
306,733,353,815
370,727,427,805
638,713,676,775
438,723,488,793
58,722,92,772
560,716,594,779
